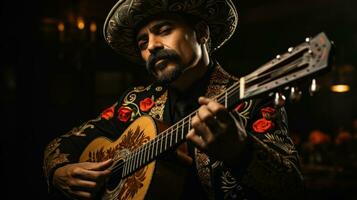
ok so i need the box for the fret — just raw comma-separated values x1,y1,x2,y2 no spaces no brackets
132,153,136,173
123,160,128,176
170,128,173,146
127,154,133,175
150,140,154,160
175,124,179,143
181,120,184,139
146,142,151,162
138,147,143,167
131,153,136,173
143,145,147,163
165,131,168,150
225,91,228,108
155,138,158,156
188,115,191,130
160,134,163,154
135,150,140,170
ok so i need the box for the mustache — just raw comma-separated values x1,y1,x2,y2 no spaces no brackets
146,49,181,72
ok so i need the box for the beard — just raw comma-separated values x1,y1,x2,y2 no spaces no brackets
146,49,183,84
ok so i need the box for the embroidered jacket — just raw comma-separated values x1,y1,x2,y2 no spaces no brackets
43,62,304,199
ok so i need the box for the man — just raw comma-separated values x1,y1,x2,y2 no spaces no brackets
43,0,304,199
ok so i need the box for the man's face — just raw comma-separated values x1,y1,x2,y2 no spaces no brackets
136,16,202,84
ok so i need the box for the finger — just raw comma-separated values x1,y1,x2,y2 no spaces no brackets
198,96,212,105
73,179,98,189
203,101,231,125
186,129,206,150
73,167,111,181
199,97,228,121
87,159,113,171
191,114,214,142
197,105,221,135
70,190,93,200
197,105,215,123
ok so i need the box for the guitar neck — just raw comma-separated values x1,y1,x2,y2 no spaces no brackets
122,80,249,176
121,32,333,177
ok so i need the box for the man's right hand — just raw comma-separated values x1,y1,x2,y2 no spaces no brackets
53,159,113,200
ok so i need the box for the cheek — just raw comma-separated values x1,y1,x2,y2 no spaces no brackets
177,34,201,63
141,51,150,62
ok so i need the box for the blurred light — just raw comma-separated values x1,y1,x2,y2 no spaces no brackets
331,84,350,93
57,22,65,32
77,17,85,30
90,22,97,32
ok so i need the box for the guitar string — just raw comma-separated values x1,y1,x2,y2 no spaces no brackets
107,57,304,176
108,57,305,178
112,56,306,174
108,57,304,177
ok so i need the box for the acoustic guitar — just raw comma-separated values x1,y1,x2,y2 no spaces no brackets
80,32,333,200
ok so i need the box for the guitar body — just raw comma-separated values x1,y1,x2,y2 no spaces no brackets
80,115,188,200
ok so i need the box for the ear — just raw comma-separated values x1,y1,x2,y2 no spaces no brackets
194,21,210,44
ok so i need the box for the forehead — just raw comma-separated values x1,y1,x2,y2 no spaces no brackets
136,14,188,35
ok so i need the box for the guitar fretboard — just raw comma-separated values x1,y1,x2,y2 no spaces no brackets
121,86,242,177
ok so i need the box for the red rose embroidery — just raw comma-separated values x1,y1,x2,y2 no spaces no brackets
101,106,115,120
118,106,133,122
252,118,275,133
139,97,154,112
261,107,276,119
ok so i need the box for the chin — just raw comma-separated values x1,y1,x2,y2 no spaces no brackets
155,64,183,84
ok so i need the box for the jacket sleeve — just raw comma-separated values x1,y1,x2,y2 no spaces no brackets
42,91,130,197
227,99,304,200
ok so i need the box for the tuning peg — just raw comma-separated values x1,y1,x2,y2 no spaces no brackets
305,37,311,43
289,87,302,103
309,79,320,96
276,54,281,59
274,92,286,107
288,47,294,53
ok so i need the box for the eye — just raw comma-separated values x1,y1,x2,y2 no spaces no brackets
138,38,148,50
159,25,172,35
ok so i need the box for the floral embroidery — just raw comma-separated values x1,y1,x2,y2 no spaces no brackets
149,91,167,120
253,118,275,133
101,103,117,120
221,170,244,199
139,97,154,112
264,131,296,155
64,116,101,137
233,100,253,127
118,106,133,122
261,107,276,120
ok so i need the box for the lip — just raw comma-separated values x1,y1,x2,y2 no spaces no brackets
155,59,165,66
154,59,168,70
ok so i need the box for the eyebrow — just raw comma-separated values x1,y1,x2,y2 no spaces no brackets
136,20,174,42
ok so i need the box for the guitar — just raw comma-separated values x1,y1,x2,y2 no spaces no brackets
80,32,333,200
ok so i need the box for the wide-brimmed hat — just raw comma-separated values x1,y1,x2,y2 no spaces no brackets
103,0,238,64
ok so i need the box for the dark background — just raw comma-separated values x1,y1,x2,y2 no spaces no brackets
2,0,357,199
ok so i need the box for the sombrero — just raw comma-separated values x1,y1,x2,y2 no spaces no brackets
103,0,238,64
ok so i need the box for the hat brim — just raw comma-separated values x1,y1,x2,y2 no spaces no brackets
103,0,238,64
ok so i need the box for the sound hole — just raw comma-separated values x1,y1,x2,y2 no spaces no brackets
106,160,124,191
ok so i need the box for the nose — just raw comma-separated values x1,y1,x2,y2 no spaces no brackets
148,36,164,54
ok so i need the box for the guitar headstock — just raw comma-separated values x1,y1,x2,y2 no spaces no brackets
241,32,334,102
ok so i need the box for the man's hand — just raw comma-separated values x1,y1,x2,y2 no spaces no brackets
186,97,247,166
53,159,113,200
